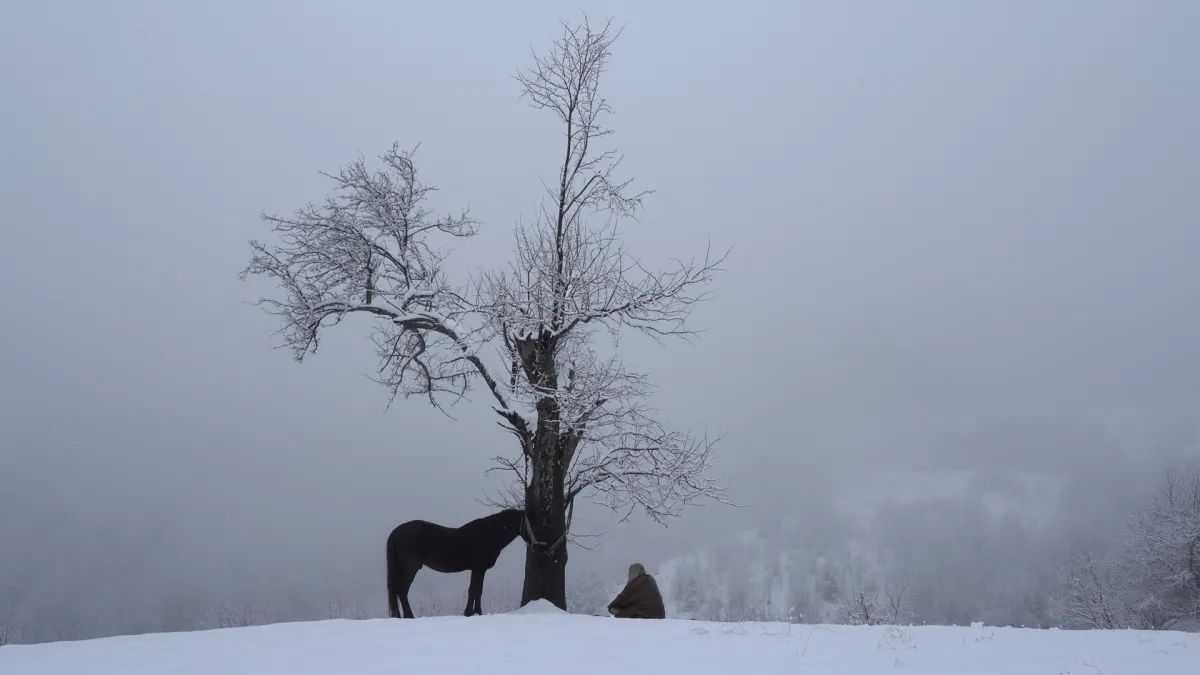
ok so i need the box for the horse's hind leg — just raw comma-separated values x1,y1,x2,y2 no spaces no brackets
387,586,401,619
398,561,420,619
465,569,484,617
386,541,401,618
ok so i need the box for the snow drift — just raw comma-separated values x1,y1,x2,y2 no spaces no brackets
1,610,1197,675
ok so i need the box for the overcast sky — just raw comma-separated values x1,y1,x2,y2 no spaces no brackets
2,0,1199,618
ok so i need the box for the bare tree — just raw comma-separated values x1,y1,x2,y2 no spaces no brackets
326,595,347,620
1112,466,1200,629
881,575,911,625
242,15,729,610
869,551,912,625
0,616,18,646
1051,550,1125,629
0,594,19,646
208,600,266,629
411,589,449,617
834,586,884,626
347,600,373,620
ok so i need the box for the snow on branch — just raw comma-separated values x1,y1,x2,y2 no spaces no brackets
568,415,728,525
477,211,726,349
241,144,526,429
516,16,643,222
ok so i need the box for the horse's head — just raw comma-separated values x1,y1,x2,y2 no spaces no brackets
502,508,530,545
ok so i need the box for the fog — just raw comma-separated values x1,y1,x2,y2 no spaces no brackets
2,1,1199,640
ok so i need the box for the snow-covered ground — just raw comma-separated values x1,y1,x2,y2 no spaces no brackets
2,601,1197,675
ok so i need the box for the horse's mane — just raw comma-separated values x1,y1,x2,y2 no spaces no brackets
457,508,521,536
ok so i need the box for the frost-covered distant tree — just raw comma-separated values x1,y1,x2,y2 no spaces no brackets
242,16,728,610
819,564,841,605
566,573,612,615
486,581,524,615
208,600,266,629
0,587,26,646
834,584,884,626
1112,466,1200,629
0,615,18,646
1051,550,1125,629
785,560,817,623
409,589,449,617
873,494,1031,626
880,566,912,625
671,562,704,616
325,595,350,620
711,541,755,620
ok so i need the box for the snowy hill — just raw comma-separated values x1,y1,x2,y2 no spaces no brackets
2,606,1197,674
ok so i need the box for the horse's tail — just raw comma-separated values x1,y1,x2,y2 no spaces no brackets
385,534,401,618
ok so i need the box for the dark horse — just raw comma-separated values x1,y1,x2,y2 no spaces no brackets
385,508,528,618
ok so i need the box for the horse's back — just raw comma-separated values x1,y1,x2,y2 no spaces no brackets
387,512,517,575
388,520,459,558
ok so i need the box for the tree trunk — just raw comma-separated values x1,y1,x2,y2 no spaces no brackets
521,535,567,609
520,437,568,609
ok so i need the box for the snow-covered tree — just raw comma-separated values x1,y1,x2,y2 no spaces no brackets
1112,466,1200,629
1050,466,1200,630
1050,550,1125,629
819,563,841,605
880,564,913,625
0,587,25,646
833,584,884,626
566,572,612,616
785,559,817,623
0,615,18,646
241,16,729,609
208,600,266,629
671,562,704,616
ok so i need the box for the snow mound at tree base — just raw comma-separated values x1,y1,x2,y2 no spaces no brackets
508,599,569,615
2,613,1197,675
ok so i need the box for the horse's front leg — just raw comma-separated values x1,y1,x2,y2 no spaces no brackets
465,569,485,616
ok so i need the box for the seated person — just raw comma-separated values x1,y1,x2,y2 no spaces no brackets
607,562,666,619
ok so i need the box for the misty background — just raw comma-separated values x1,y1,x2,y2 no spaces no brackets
2,1,1198,642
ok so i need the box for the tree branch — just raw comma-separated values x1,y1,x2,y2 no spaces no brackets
242,143,530,435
